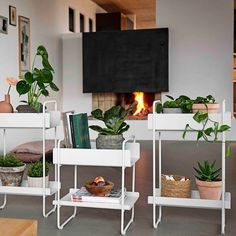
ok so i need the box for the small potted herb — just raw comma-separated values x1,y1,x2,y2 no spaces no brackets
27,161,50,188
193,160,222,200
0,153,26,186
89,105,133,149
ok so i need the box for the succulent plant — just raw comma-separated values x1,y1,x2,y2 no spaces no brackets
193,160,221,181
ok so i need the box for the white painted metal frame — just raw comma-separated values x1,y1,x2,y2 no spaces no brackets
0,100,59,217
54,136,139,235
148,100,231,235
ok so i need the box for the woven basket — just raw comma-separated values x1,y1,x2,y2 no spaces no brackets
161,175,191,198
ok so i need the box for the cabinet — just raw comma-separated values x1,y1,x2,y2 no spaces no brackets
147,100,231,235
96,12,134,31
0,101,59,217
52,136,140,235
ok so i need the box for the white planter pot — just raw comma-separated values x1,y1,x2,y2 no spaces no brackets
27,175,49,188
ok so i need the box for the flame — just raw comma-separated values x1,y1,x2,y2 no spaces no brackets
133,92,146,116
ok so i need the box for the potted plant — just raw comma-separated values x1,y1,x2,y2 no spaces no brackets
16,45,59,113
192,95,220,113
27,161,50,188
89,105,133,149
156,95,192,113
193,160,222,200
0,153,26,186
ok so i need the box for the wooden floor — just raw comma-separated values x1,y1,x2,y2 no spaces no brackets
0,218,37,236
0,141,235,236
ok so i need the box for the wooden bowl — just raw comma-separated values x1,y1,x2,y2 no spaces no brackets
84,180,114,196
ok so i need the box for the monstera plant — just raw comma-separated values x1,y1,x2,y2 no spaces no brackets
16,45,59,112
89,105,133,149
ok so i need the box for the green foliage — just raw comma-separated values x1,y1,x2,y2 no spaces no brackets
193,95,215,104
89,105,133,135
156,95,193,113
27,161,50,177
16,45,59,112
0,153,24,167
182,111,231,157
193,160,221,181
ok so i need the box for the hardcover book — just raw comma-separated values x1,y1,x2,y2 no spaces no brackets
71,187,125,203
62,110,75,148
69,113,91,149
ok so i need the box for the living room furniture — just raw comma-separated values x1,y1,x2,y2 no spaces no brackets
53,136,140,235
0,101,59,217
147,100,231,235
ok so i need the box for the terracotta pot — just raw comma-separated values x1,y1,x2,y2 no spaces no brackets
196,178,222,200
192,103,220,113
0,94,13,113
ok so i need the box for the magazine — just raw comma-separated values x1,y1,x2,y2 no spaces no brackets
71,187,125,203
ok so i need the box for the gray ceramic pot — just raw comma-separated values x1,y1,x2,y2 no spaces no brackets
163,108,182,113
96,134,124,149
0,164,26,186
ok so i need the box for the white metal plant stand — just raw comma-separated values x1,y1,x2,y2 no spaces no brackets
147,100,231,235
0,100,60,217
53,136,140,235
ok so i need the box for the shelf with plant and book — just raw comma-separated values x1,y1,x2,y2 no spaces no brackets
53,136,140,235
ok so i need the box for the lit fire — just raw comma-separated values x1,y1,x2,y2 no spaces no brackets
133,92,147,116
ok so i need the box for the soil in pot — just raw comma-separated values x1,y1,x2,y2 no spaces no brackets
0,164,26,186
16,105,38,113
196,178,222,200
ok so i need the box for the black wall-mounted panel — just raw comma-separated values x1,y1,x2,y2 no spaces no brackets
83,28,169,93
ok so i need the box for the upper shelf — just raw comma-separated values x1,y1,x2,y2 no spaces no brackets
0,113,59,129
53,142,140,167
148,113,232,131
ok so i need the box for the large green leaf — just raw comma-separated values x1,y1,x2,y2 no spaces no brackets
89,125,104,133
91,109,104,120
16,80,30,95
41,68,53,83
50,82,59,91
24,72,34,84
41,89,49,97
37,45,48,57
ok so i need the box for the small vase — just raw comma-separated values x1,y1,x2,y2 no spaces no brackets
0,94,14,113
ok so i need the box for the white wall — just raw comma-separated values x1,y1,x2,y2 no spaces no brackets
157,0,235,139
0,0,104,152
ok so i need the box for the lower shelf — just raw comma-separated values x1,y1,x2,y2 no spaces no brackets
0,181,59,196
148,188,231,209
53,191,139,210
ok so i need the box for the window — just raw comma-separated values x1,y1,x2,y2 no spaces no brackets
69,7,75,32
89,18,93,32
80,13,84,32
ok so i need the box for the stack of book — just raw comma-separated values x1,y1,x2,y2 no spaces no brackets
71,187,125,203
62,111,91,149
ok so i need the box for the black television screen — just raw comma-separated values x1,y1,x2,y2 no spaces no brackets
82,28,169,93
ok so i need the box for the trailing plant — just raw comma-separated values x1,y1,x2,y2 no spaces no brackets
89,105,133,135
182,111,231,156
27,161,50,177
193,95,215,104
193,160,221,181
0,153,24,167
16,45,59,112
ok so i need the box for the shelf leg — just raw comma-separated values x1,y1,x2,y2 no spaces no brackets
0,194,7,209
57,205,77,229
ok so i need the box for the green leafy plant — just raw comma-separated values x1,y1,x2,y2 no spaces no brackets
27,161,50,177
89,105,133,135
193,160,221,181
193,95,215,104
156,95,193,113
182,111,231,156
16,45,59,112
0,153,24,167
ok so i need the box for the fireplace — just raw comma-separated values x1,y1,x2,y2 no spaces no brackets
92,92,160,119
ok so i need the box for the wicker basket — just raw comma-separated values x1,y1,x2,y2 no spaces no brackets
161,175,191,198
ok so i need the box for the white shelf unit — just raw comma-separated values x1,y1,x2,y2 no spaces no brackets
147,100,231,235
0,100,60,217
53,136,140,235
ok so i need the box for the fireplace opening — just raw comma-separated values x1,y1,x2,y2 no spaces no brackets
92,92,160,119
